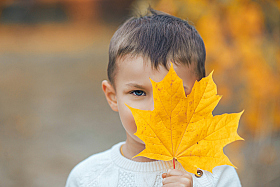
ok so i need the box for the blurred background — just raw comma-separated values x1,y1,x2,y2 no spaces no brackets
0,0,279,186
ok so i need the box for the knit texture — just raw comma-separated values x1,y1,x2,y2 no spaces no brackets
66,142,242,187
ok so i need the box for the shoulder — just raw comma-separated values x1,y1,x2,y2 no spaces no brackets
193,165,241,187
65,143,123,187
212,165,242,187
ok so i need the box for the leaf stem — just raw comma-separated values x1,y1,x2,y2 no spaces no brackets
173,158,175,169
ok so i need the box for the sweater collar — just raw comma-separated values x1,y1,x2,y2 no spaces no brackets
111,142,184,172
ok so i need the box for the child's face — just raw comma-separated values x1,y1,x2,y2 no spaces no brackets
102,55,198,145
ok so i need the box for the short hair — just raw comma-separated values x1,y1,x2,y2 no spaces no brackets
108,8,206,86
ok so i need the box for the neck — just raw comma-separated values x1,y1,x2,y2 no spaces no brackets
122,133,156,162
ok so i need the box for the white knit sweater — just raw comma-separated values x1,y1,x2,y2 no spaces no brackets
65,142,241,187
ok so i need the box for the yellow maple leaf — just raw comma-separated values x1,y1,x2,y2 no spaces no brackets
126,63,244,174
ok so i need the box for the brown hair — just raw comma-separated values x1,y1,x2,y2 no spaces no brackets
108,8,206,86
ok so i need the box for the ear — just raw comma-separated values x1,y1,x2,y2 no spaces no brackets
102,80,118,112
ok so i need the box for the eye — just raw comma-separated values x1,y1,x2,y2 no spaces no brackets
130,90,146,96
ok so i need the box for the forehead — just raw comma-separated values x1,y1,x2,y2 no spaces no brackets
115,55,168,82
114,55,198,89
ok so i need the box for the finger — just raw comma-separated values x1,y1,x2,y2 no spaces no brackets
162,173,167,178
166,169,184,177
162,182,190,187
162,176,192,186
166,169,192,179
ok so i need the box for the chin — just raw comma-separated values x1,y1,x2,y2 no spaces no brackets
131,134,145,145
135,137,145,145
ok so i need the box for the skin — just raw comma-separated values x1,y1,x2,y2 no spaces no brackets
102,55,198,187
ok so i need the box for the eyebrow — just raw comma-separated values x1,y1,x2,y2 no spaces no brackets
126,83,189,90
125,83,146,89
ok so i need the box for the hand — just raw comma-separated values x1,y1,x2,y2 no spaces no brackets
162,169,193,187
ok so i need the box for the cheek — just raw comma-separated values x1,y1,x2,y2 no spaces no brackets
118,104,137,134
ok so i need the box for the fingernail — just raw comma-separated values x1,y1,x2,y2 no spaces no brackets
167,169,171,173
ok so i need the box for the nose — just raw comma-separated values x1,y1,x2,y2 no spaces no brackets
148,94,154,111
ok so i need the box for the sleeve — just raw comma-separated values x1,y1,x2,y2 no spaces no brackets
65,165,82,187
213,165,242,187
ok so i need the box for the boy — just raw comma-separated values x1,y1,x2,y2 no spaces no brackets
66,8,241,187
